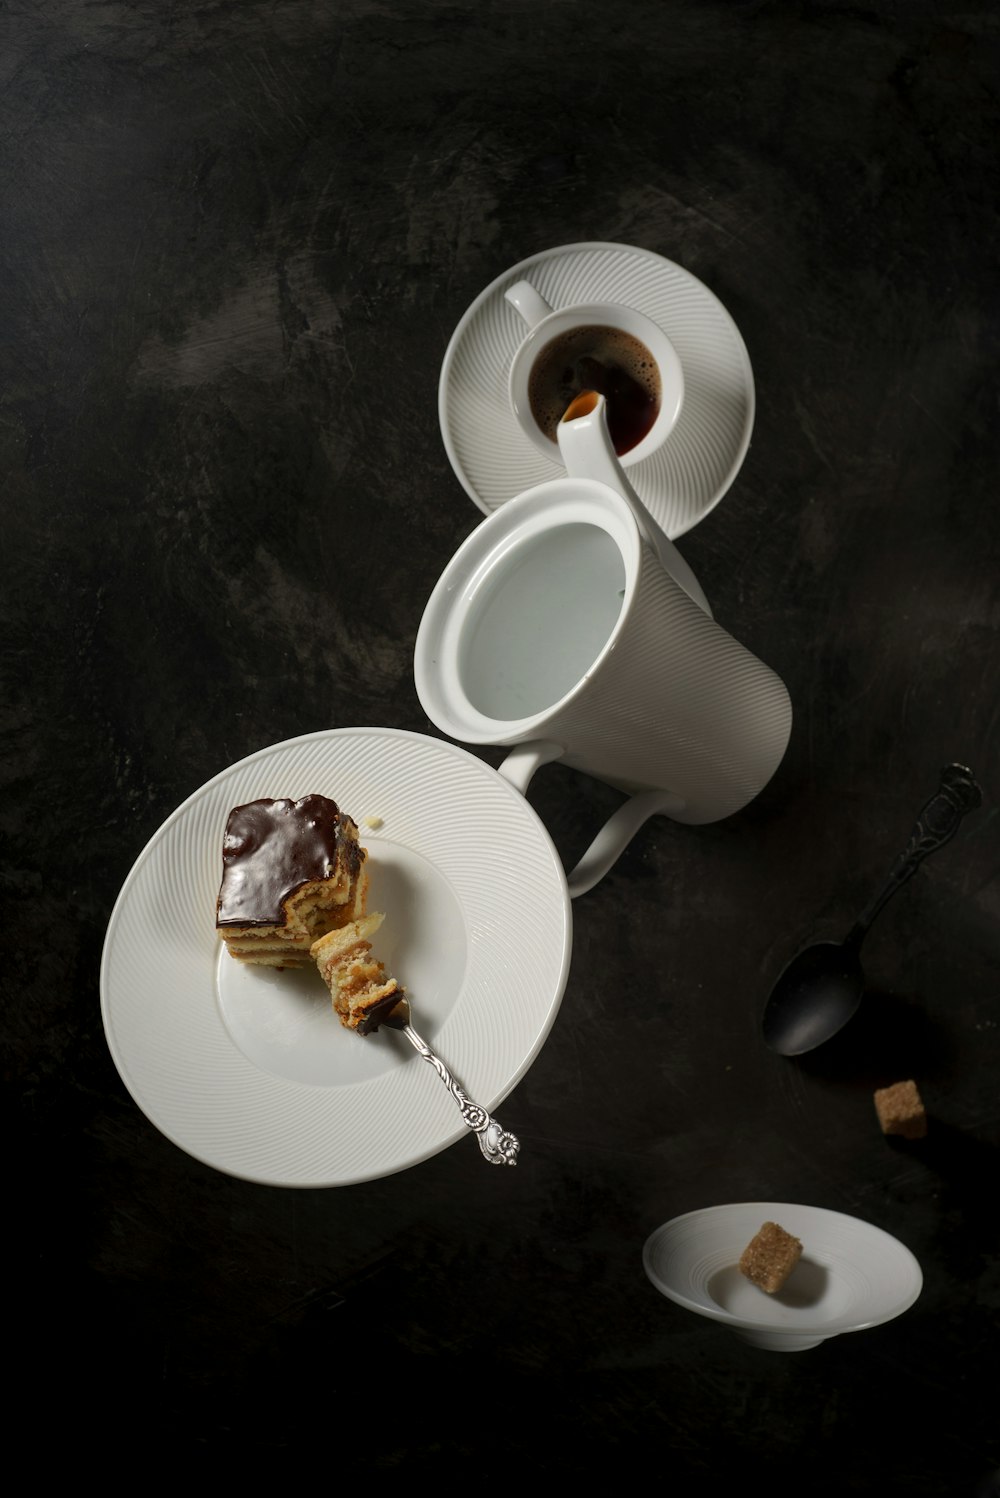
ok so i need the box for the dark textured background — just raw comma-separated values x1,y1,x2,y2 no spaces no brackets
4,0,999,1484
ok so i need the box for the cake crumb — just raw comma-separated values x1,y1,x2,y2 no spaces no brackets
738,1220,803,1294
362,815,384,830
874,1079,927,1139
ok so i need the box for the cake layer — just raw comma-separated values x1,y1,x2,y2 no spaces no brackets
311,912,405,1034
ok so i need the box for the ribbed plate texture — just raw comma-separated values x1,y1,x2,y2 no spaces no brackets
439,241,755,538
101,728,572,1186
643,1202,922,1335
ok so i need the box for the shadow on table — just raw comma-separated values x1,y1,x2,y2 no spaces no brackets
791,984,954,1086
792,986,1000,1252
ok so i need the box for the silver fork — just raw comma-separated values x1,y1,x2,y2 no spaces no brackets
377,997,520,1166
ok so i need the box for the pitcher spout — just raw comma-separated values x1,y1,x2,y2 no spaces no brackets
556,391,712,617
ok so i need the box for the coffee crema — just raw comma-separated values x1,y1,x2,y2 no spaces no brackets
527,324,661,456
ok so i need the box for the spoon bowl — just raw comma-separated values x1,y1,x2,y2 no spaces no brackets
761,940,864,1056
762,764,982,1056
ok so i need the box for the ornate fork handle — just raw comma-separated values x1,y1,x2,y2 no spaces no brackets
400,1022,520,1166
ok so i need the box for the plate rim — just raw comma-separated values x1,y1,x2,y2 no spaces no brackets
100,725,573,1188
437,238,756,534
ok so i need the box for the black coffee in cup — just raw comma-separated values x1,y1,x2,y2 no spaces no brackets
528,325,661,456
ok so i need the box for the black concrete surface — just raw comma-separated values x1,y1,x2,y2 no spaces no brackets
4,1,999,1485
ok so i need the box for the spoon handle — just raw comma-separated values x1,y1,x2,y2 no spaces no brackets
848,763,982,943
399,1021,521,1166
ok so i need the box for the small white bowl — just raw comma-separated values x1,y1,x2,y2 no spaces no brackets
643,1202,922,1352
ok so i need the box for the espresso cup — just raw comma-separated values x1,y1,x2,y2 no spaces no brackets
506,278,684,467
414,394,792,896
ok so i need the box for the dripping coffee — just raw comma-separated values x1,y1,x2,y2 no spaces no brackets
527,324,661,456
506,281,684,469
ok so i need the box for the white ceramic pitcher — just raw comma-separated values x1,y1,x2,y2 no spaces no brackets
414,391,792,895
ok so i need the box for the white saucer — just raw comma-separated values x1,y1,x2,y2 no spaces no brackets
439,241,755,539
100,728,572,1187
643,1202,923,1352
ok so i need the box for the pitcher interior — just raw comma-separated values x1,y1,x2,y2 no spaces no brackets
459,521,626,720
414,480,641,741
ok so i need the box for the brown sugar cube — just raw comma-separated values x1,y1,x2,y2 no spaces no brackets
738,1220,803,1294
874,1079,927,1139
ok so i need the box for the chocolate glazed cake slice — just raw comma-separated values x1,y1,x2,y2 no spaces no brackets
216,794,368,967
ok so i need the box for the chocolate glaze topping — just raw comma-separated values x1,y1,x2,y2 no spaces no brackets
357,991,408,1036
216,794,363,927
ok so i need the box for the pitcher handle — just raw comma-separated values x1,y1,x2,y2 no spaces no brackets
505,279,553,329
497,742,685,899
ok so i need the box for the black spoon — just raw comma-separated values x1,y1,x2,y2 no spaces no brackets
762,763,983,1056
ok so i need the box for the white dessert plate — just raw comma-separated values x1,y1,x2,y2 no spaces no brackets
643,1202,923,1351
100,727,572,1187
439,240,755,539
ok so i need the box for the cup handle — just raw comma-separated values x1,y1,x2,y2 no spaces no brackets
497,742,685,899
504,279,553,329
